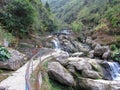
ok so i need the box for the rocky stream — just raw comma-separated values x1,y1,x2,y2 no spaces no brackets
0,30,120,90
44,30,120,90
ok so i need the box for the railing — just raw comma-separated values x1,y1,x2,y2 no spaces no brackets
25,48,56,90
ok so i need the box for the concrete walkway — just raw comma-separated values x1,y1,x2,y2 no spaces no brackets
0,48,64,90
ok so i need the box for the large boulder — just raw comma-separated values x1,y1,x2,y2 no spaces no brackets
0,48,26,70
68,58,92,71
94,44,110,59
79,78,120,90
74,41,90,53
48,62,76,86
88,59,104,76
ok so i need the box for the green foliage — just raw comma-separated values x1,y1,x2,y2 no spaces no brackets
49,79,74,90
71,21,83,33
105,4,120,28
110,45,120,62
0,46,11,61
47,0,120,34
0,0,58,38
0,25,15,43
110,44,117,51
111,49,120,62
45,2,51,12
0,0,36,37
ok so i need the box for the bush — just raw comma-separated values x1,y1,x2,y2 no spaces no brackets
110,44,117,51
110,45,120,62
0,46,11,61
71,21,83,33
111,49,120,62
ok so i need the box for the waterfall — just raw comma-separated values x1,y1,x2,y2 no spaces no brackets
52,38,61,49
107,62,120,80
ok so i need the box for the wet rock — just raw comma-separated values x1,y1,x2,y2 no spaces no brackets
0,48,26,70
100,61,113,80
48,62,76,86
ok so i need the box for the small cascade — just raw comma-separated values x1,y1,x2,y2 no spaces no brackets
107,62,120,80
52,38,61,49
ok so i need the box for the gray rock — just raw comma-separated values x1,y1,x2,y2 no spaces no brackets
92,41,99,48
0,48,26,70
88,59,104,77
82,70,102,79
94,44,103,56
102,50,111,60
48,62,76,86
86,37,92,44
74,41,90,53
88,50,94,58
94,44,110,58
68,58,92,71
79,78,120,90
67,65,76,73
70,52,84,57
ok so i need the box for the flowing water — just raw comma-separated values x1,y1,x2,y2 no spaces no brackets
107,62,120,80
52,39,61,49
51,30,120,81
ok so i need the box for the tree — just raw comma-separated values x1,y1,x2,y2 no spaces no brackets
45,2,50,12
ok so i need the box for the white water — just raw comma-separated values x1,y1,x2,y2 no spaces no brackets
107,62,120,80
52,39,61,49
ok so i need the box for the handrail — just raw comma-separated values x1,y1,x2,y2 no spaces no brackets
25,48,66,90
25,48,55,90
25,50,41,90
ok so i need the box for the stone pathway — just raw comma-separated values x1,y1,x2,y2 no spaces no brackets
0,48,63,90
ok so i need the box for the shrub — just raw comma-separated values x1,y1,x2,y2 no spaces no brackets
110,44,117,51
110,45,120,62
71,21,83,33
111,49,120,62
0,46,11,61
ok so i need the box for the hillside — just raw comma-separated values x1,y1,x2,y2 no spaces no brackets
45,0,120,46
0,0,58,41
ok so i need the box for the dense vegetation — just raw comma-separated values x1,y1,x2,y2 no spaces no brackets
0,0,58,38
44,0,120,46
46,0,120,30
